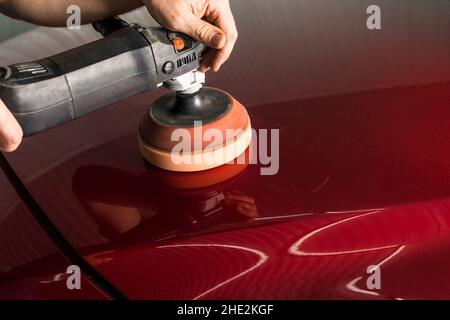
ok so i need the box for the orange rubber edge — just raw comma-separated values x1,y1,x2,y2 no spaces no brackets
139,115,252,172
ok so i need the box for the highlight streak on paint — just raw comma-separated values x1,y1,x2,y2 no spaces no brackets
288,209,399,256
345,245,406,299
157,243,268,300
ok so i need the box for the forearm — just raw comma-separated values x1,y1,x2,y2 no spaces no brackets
0,0,143,27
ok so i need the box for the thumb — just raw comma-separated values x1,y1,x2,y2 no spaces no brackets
0,99,23,152
185,17,226,49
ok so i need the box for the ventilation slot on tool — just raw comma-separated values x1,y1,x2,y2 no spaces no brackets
177,52,197,68
0,67,6,79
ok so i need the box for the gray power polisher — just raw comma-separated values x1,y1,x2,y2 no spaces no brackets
0,17,251,172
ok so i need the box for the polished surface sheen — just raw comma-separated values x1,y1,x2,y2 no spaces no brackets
1,1,450,299
4,81,450,299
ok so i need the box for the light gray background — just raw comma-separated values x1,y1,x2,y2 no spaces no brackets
0,15,33,42
0,0,449,104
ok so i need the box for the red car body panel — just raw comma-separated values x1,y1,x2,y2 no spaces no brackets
3,82,450,299
1,2,450,299
0,173,107,299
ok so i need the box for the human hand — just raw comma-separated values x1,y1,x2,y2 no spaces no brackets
0,99,23,152
144,0,238,72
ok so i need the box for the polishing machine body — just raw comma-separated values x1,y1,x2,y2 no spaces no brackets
0,17,206,136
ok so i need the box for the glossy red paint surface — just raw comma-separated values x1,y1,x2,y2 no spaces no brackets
1,1,450,300
0,172,107,299
5,81,450,299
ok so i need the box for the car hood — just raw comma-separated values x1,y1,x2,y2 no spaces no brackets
2,1,450,299
5,81,450,299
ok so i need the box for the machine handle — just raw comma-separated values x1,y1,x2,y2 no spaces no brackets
0,17,206,136
0,25,157,136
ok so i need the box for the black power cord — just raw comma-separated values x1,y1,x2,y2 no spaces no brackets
0,152,126,300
